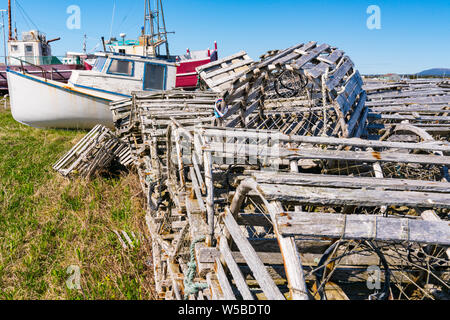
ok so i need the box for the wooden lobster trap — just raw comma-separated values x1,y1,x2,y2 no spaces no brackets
206,42,368,139
161,124,450,299
365,79,450,141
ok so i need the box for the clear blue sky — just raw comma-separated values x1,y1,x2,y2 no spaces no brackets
4,0,450,74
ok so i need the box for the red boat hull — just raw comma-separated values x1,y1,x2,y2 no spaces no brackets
176,58,212,89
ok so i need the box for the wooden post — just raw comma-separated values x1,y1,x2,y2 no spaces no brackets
8,0,12,41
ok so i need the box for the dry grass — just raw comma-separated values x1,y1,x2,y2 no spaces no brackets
0,107,156,300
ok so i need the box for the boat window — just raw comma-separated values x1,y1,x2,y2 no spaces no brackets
25,45,33,55
143,63,166,90
93,57,107,72
108,59,134,76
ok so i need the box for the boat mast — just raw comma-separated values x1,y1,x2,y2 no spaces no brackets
8,0,12,40
142,0,171,58
159,0,170,57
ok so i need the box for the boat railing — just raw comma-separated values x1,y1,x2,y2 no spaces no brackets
7,56,65,81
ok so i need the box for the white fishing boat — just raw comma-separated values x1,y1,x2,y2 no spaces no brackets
7,69,117,129
7,51,179,129
7,0,218,129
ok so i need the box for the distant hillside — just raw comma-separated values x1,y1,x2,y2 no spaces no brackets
416,68,450,77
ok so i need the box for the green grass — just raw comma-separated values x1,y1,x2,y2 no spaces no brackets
0,107,155,300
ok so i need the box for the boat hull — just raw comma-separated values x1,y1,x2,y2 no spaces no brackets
7,69,116,129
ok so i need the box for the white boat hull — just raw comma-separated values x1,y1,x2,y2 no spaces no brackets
7,69,121,129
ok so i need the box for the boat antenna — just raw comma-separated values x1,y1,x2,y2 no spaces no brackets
0,9,7,65
15,1,39,32
108,0,116,40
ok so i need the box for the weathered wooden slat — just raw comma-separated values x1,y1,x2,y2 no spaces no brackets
208,70,249,90
347,91,367,136
223,208,285,300
250,171,450,193
204,59,254,80
219,236,254,300
232,249,449,270
206,273,224,300
264,42,312,67
237,260,450,287
354,107,369,138
292,43,330,69
369,105,449,113
317,49,344,65
368,113,450,122
420,210,450,258
366,95,450,106
367,89,449,100
335,72,364,115
189,167,206,213
197,126,450,153
196,51,247,72
215,257,237,300
254,183,450,208
276,212,450,246
269,202,309,300
305,62,330,79
204,141,450,166
325,58,353,91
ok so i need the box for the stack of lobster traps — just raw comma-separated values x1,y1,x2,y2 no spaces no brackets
55,41,450,300
163,125,450,300
365,78,450,141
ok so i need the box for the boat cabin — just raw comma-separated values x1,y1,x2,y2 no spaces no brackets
108,36,153,57
8,30,60,66
107,35,219,89
68,52,178,96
